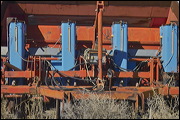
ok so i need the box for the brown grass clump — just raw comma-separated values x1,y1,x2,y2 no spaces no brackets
1,98,18,119
142,93,179,119
61,93,135,119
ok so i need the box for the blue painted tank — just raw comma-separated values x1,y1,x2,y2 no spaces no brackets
8,22,26,85
160,23,178,73
111,21,128,86
51,22,76,85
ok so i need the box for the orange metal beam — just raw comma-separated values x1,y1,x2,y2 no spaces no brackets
4,70,150,79
114,72,150,78
37,86,64,100
97,1,104,83
49,70,88,78
4,71,34,78
1,85,64,100
1,85,36,94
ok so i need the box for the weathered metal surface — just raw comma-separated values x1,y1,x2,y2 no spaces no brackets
28,47,61,56
128,49,158,57
160,23,178,72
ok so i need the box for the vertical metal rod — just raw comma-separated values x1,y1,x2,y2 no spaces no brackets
171,28,174,54
92,1,99,49
120,26,124,51
98,9,103,80
156,61,159,84
56,99,60,119
38,56,41,86
34,56,36,74
135,94,139,113
68,26,71,52
150,59,154,87
15,26,18,52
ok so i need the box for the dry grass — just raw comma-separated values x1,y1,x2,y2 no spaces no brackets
142,93,179,119
1,92,179,119
61,93,135,119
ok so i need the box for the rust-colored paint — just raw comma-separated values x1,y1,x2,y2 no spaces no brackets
166,6,179,24
1,1,178,46
49,70,88,78
27,25,61,43
114,72,150,78
97,8,103,81
15,3,170,18
27,26,159,43
25,25,160,50
159,86,179,96
1,85,36,94
128,27,160,43
4,70,150,79
149,59,155,87
37,86,64,100
4,71,34,78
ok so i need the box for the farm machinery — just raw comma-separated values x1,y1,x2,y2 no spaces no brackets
1,1,179,118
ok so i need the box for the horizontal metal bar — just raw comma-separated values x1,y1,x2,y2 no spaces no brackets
114,72,150,78
29,57,60,60
50,70,88,77
1,85,64,100
1,85,36,94
4,70,150,79
4,71,34,78
1,85,178,100
129,58,150,61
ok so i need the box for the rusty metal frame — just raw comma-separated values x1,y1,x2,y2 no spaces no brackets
1,85,179,111
1,1,179,116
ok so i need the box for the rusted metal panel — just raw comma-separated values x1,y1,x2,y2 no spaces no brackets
26,26,160,44
128,28,160,43
76,26,94,41
15,3,170,18
27,25,61,43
